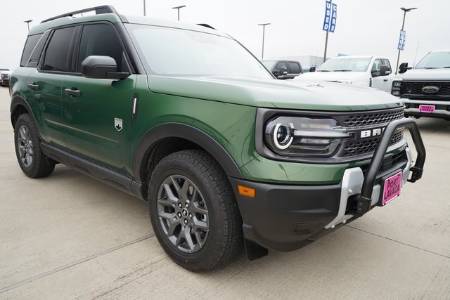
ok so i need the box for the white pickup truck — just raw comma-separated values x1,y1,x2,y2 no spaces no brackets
392,51,450,120
295,56,394,92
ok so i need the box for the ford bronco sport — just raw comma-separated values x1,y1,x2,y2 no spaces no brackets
10,6,426,272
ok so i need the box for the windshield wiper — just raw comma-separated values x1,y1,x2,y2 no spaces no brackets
333,69,353,72
317,70,330,72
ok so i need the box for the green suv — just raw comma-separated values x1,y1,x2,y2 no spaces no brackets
10,6,426,271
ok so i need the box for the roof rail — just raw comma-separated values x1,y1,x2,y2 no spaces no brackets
197,24,216,30
41,5,119,23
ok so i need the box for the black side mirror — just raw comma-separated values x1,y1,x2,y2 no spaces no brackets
373,66,391,77
81,56,130,80
399,62,409,74
309,67,316,72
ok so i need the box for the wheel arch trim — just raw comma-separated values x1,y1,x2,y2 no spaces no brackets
133,123,242,183
10,95,38,129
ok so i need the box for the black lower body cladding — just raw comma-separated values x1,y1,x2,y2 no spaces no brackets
230,178,341,251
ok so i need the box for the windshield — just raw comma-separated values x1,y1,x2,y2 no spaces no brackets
415,52,450,69
317,57,371,72
126,24,272,79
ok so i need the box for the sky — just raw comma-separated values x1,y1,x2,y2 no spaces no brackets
1,0,449,70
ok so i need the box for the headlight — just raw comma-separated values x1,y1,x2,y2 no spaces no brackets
392,81,402,96
270,122,294,150
264,116,349,157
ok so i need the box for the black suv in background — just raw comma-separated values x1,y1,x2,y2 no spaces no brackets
263,60,302,79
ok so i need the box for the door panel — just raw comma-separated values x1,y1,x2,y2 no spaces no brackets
60,76,135,170
58,22,136,171
27,26,78,145
371,59,392,92
27,70,65,144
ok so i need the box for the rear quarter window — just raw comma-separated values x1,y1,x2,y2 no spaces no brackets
28,32,50,68
20,34,43,67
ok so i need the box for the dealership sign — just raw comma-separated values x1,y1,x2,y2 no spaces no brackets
323,1,337,33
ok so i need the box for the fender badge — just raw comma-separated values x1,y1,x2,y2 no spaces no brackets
114,118,123,132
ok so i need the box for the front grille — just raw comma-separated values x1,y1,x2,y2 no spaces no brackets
335,108,405,158
401,81,450,98
342,130,403,157
339,109,404,128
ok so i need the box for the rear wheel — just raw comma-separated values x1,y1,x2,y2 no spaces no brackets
148,150,242,272
14,114,55,178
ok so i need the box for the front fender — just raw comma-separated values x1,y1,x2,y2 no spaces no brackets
132,123,242,183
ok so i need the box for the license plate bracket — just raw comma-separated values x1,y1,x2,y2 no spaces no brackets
381,171,403,206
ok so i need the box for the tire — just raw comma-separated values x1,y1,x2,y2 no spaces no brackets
148,150,242,272
14,114,55,178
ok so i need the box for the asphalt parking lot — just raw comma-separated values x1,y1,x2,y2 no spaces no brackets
0,86,449,299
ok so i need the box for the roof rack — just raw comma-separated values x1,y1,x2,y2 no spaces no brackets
197,24,216,30
41,5,119,23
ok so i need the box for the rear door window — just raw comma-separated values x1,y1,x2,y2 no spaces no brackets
42,27,77,72
20,34,43,67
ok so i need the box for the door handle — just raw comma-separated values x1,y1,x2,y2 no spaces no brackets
64,88,81,97
28,83,40,90
383,79,389,82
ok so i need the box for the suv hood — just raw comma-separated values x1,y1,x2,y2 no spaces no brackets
149,75,402,112
399,68,450,81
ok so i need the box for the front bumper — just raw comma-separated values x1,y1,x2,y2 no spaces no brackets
233,119,426,251
404,99,450,119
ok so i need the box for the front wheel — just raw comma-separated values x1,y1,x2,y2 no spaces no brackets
148,150,242,272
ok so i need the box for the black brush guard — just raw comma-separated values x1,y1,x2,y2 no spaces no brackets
355,118,426,216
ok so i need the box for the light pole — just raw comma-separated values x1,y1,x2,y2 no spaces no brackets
395,7,417,74
172,5,186,21
323,30,329,63
143,0,147,16
258,23,271,60
24,19,32,32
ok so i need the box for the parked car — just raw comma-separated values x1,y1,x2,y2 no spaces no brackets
0,68,11,86
290,55,324,73
296,56,394,92
263,60,302,79
392,51,450,120
10,6,426,272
